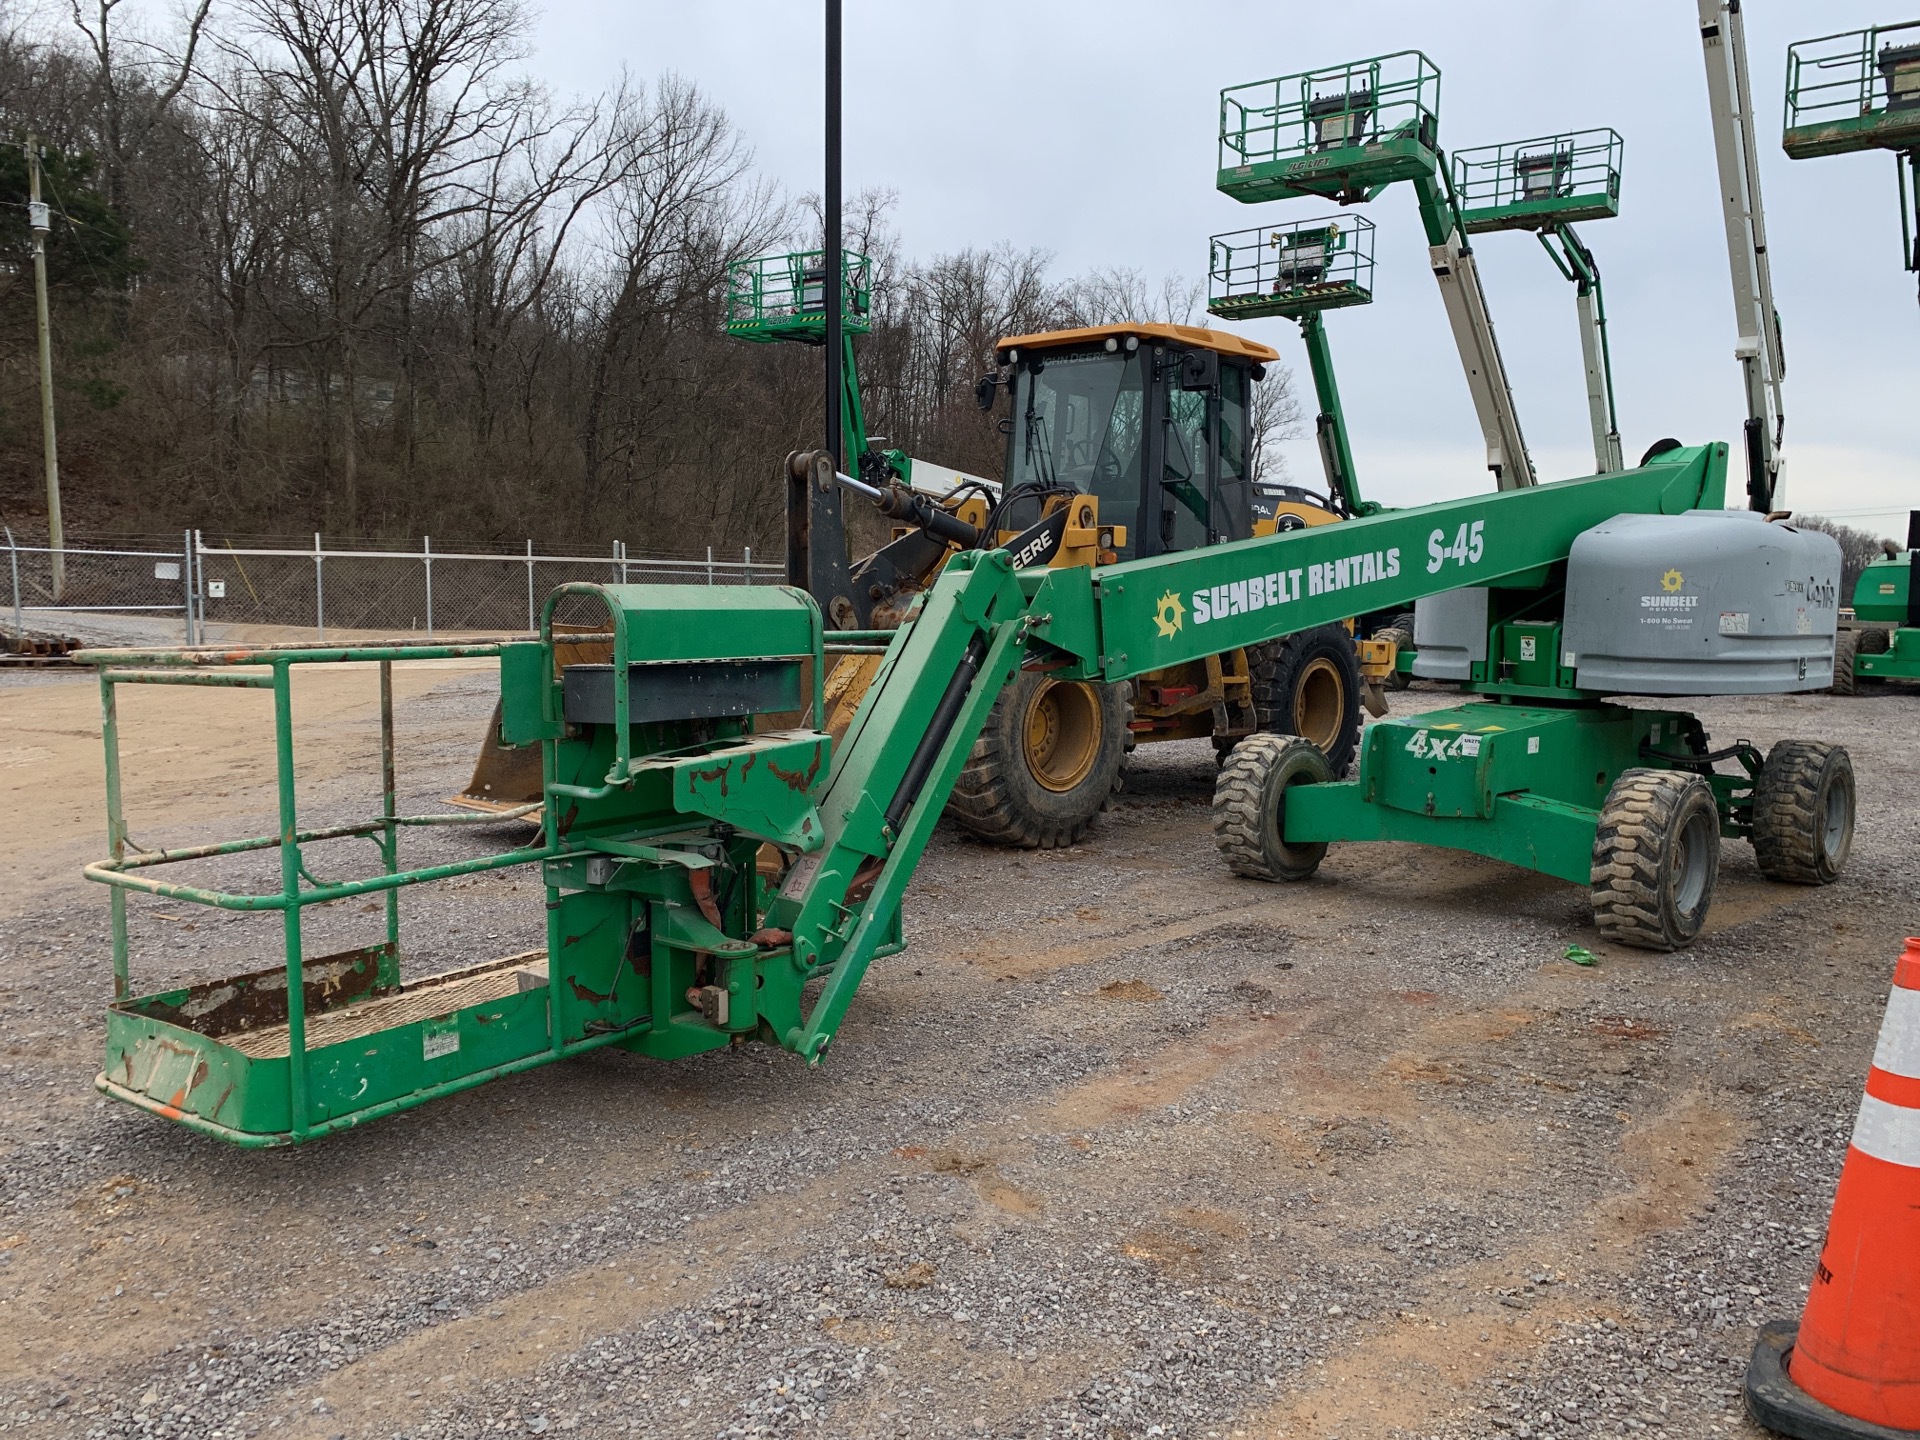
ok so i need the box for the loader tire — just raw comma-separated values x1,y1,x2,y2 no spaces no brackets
1829,630,1857,696
947,673,1129,849
1247,625,1364,776
1377,611,1416,691
1590,768,1721,952
1751,740,1854,886
1857,626,1891,656
1212,733,1332,882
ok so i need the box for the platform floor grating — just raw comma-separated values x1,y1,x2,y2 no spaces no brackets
224,951,548,1058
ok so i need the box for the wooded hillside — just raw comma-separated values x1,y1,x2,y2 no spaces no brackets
0,0,1295,554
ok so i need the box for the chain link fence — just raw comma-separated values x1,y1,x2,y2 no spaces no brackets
3,529,780,647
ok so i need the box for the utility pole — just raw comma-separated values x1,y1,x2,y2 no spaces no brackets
824,0,843,471
26,136,64,599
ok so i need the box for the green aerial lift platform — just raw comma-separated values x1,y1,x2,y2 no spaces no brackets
78,440,1853,1145
1783,17,1920,305
726,247,876,465
1780,20,1920,693
1206,214,1379,521
1204,214,1416,685
1216,50,1536,489
1454,128,1627,474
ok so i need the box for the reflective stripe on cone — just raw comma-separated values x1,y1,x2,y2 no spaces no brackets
1787,938,1920,1430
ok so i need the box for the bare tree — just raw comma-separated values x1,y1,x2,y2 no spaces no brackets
66,0,212,215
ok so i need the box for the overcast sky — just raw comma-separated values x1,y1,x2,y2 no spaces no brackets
529,1,1917,538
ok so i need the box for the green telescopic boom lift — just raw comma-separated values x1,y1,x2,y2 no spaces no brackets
1452,128,1627,475
76,437,1852,1146
1217,51,1536,489
1206,213,1381,517
1782,19,1920,690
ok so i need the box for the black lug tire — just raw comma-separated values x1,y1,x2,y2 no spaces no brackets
1377,611,1416,691
1751,740,1855,885
946,672,1129,849
1590,768,1722,952
1857,627,1891,656
1212,733,1332,882
1829,630,1857,696
1247,624,1364,776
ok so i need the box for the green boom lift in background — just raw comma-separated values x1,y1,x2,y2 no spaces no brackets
1781,21,1920,692
1452,128,1627,475
1203,213,1418,688
1206,213,1380,522
1217,50,1536,490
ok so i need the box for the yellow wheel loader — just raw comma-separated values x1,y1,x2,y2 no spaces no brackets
452,322,1395,846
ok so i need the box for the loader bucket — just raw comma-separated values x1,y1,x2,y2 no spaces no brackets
446,623,612,821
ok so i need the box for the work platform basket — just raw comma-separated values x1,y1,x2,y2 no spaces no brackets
1217,51,1441,204
725,249,873,343
1785,21,1920,158
1451,128,1624,233
1206,215,1375,321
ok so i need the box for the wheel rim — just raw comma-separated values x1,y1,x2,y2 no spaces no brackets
1672,806,1715,914
1292,657,1345,751
1023,680,1102,793
1820,775,1850,859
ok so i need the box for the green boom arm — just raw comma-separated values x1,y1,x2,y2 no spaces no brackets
768,443,1727,1057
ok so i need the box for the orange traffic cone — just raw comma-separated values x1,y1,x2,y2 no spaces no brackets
1747,937,1920,1439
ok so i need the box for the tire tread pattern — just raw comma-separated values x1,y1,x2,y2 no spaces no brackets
947,680,1129,849
1751,739,1853,885
1830,630,1857,696
1212,733,1329,881
1590,768,1718,952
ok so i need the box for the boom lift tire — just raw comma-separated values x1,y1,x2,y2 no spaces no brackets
1590,768,1721,952
1212,733,1333,882
1248,625,1364,776
1857,627,1891,656
1750,740,1855,886
1376,611,1416,691
947,673,1129,849
1829,629,1857,696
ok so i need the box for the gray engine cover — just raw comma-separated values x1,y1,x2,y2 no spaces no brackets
1563,510,1840,695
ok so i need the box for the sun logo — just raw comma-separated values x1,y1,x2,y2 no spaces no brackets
1154,590,1185,638
1660,568,1684,593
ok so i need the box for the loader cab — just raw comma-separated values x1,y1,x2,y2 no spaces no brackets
989,324,1280,561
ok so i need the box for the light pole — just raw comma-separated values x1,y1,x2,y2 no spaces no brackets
824,0,842,471
26,135,64,600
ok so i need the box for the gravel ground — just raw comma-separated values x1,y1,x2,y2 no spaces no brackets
0,665,1915,1440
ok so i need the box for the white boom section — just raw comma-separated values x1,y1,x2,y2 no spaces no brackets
1430,235,1536,488
1574,281,1623,474
1698,0,1787,509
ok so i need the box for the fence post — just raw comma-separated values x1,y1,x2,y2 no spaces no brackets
707,545,714,585
525,539,535,633
619,540,630,585
423,534,434,640
743,545,751,584
182,529,197,645
314,532,326,642
5,527,18,637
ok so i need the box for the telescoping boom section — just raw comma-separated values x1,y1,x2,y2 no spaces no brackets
81,441,1850,1145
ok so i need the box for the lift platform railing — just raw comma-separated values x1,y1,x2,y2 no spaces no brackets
1217,51,1441,202
79,639,571,1144
725,249,874,343
1207,215,1376,321
1784,21,1920,159
1452,128,1625,233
